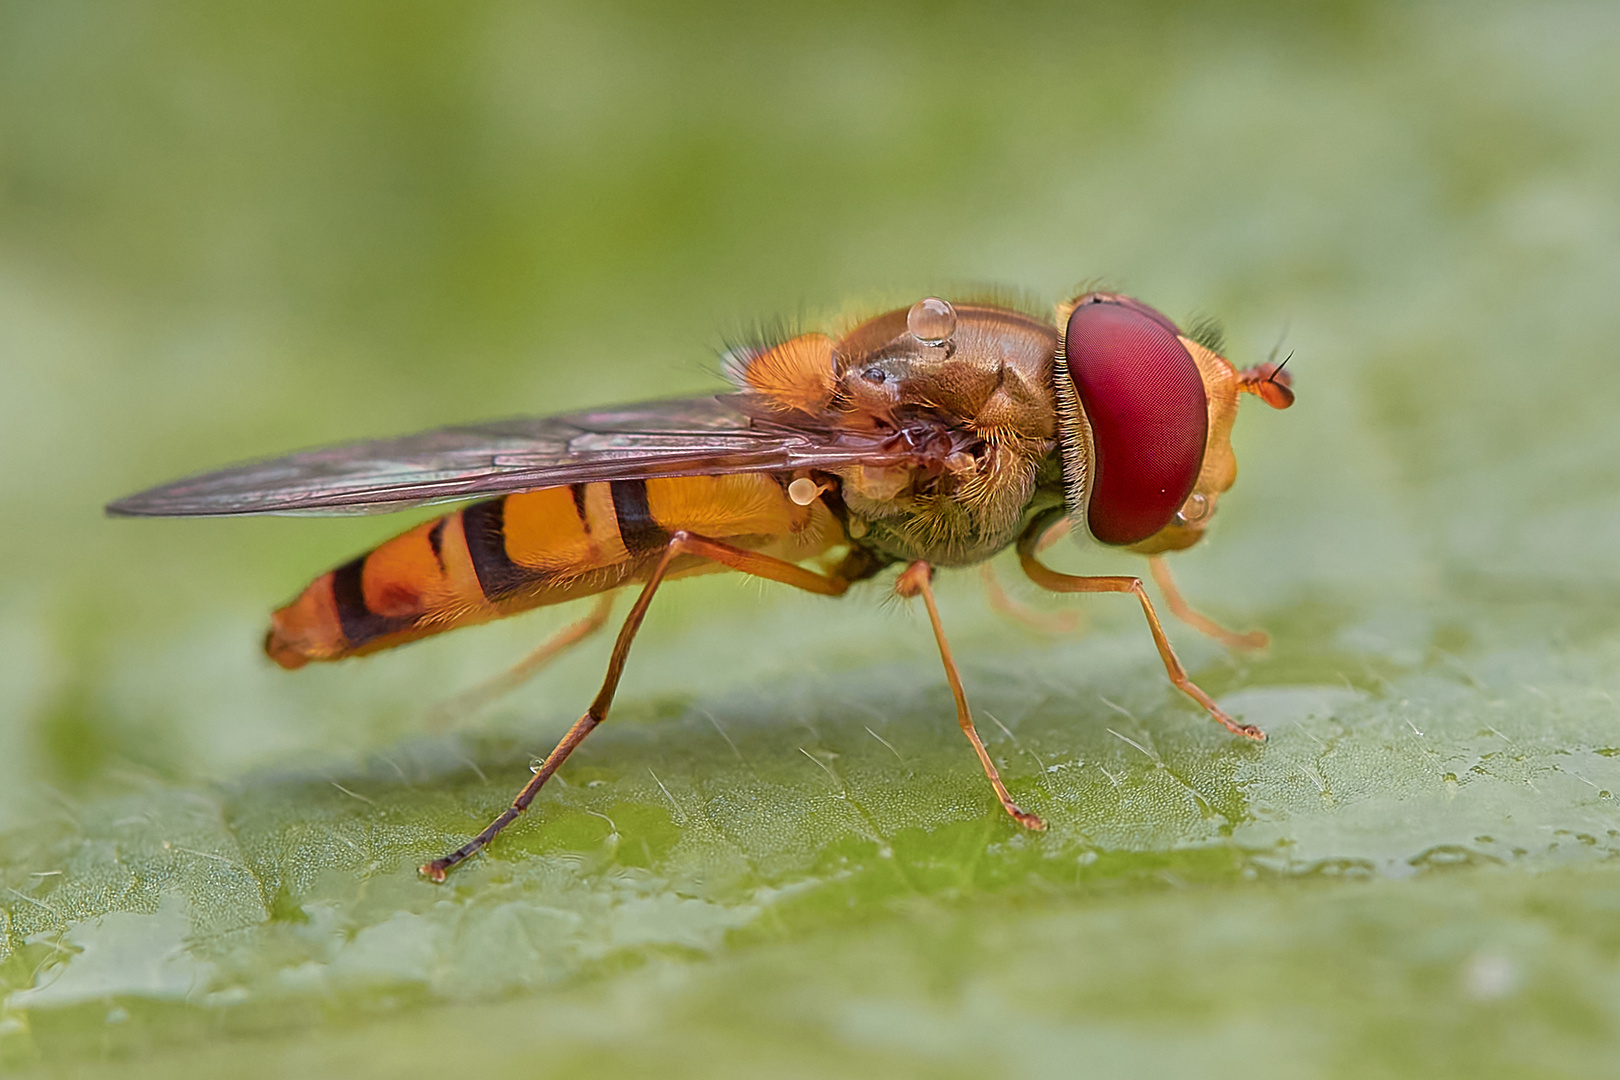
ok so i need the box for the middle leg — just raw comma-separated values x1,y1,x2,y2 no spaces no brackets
1147,556,1268,651
981,563,1082,635
426,593,617,729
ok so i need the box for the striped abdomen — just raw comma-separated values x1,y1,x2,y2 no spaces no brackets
265,473,842,668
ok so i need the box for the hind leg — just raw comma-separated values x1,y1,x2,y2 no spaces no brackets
425,594,616,729
420,532,851,881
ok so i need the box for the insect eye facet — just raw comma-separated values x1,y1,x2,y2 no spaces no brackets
1075,291,1180,335
1064,298,1208,546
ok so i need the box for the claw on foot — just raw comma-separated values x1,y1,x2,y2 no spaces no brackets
1012,808,1048,831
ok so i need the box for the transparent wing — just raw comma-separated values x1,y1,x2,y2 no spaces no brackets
107,394,912,517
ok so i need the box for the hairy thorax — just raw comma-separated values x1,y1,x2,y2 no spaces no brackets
828,305,1060,566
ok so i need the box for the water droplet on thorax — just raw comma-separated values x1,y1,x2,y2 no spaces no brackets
907,297,957,346
787,476,820,505
529,756,546,774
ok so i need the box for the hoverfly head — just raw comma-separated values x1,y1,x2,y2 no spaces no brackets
1054,292,1293,555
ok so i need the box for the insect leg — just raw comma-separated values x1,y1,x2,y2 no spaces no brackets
897,561,1047,830
1147,556,1268,651
1034,515,1071,553
981,563,1081,635
425,593,617,729
419,532,851,882
1017,519,1264,741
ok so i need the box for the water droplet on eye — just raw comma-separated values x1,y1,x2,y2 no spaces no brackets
529,756,546,774
907,297,957,346
1175,492,1212,526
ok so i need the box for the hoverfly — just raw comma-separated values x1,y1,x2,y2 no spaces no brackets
108,292,1294,881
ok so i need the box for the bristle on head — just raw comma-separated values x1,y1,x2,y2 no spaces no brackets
727,333,836,413
1184,315,1227,356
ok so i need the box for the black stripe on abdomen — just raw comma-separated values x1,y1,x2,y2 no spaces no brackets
610,479,669,556
332,555,415,647
426,518,446,568
461,497,532,601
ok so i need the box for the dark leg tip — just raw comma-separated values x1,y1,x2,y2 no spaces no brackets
419,860,450,883
1013,809,1048,831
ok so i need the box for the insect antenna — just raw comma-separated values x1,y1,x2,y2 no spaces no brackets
1263,319,1292,364
1236,343,1295,408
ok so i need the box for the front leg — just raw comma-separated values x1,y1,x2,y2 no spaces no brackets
1016,515,1264,741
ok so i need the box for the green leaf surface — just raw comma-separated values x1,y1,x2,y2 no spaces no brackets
3,1,1619,1076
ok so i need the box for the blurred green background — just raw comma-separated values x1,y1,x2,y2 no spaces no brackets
3,1,1620,1076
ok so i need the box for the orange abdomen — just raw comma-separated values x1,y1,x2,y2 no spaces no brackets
265,474,841,668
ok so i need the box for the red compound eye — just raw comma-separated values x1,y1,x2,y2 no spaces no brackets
1073,291,1181,335
1064,297,1208,545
